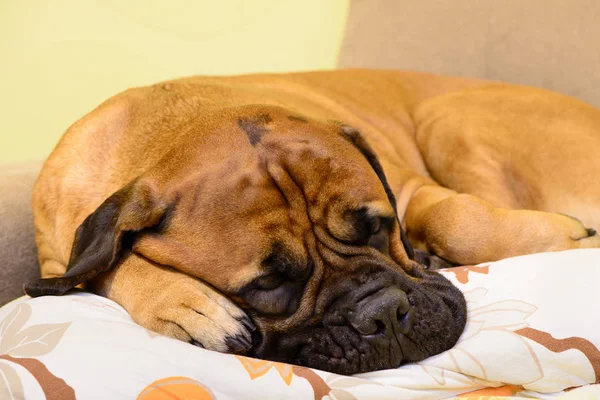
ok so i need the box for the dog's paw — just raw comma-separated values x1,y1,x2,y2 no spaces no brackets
555,214,600,250
135,278,255,354
570,225,600,248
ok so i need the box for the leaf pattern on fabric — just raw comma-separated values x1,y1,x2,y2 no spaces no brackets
326,375,382,389
0,361,24,400
0,355,76,400
0,303,30,341
325,389,359,400
516,328,600,384
292,365,331,400
420,288,544,385
0,303,71,357
0,303,76,399
236,356,336,399
322,375,384,400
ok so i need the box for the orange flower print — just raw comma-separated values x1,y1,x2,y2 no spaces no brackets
236,355,294,385
137,376,214,400
457,384,523,398
445,265,490,284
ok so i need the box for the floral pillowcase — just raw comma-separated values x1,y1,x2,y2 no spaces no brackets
1,249,599,400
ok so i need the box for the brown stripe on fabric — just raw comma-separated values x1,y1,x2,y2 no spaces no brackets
292,365,331,400
0,355,76,400
516,327,600,383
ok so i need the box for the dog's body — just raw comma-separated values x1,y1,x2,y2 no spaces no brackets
28,70,600,374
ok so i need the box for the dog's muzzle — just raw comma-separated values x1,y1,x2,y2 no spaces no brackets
250,264,467,375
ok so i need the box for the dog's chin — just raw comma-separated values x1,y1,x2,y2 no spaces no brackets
251,268,467,375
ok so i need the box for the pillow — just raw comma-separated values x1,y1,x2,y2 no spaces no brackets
1,249,599,400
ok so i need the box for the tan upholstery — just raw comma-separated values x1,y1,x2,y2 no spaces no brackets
0,162,41,306
338,0,600,107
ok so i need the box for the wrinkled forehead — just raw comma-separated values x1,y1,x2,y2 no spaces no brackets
167,104,392,209
156,104,395,247
190,128,391,221
171,108,391,239
259,122,391,211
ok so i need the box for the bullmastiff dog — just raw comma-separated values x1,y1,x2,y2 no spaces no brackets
25,70,600,375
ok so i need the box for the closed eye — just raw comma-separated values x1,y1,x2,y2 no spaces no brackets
236,249,309,316
367,224,391,253
369,215,394,236
253,273,285,290
344,207,394,247
240,275,301,316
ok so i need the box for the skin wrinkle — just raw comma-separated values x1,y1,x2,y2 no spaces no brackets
280,149,328,208
267,172,291,207
388,339,396,370
261,156,307,244
301,243,327,325
287,115,309,123
254,148,324,332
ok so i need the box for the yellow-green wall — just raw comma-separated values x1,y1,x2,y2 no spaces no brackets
0,0,349,163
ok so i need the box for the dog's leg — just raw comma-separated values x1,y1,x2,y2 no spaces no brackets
90,254,255,353
404,184,600,265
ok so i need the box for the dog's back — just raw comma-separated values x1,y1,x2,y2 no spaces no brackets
33,69,600,277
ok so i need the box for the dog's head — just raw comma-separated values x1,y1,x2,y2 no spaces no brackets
25,105,466,374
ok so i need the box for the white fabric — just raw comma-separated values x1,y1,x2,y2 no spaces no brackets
1,249,599,399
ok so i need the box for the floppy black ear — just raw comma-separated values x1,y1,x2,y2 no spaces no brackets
339,124,415,260
24,179,168,297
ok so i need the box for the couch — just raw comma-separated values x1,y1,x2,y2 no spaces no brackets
0,162,40,306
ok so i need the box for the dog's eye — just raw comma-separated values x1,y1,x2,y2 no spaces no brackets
254,273,285,290
368,226,389,252
369,216,382,234
242,274,302,316
347,208,394,246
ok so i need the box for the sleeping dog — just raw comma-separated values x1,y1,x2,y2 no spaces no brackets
25,70,600,374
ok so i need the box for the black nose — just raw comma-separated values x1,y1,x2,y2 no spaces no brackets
349,287,412,337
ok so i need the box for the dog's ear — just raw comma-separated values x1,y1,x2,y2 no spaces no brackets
24,179,168,297
339,124,415,261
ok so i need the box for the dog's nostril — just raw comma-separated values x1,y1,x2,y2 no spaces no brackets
373,319,387,336
397,307,407,321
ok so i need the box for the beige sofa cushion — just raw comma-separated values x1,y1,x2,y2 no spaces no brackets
0,162,41,306
338,0,600,108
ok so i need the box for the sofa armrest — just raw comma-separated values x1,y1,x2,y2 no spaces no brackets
0,162,42,306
